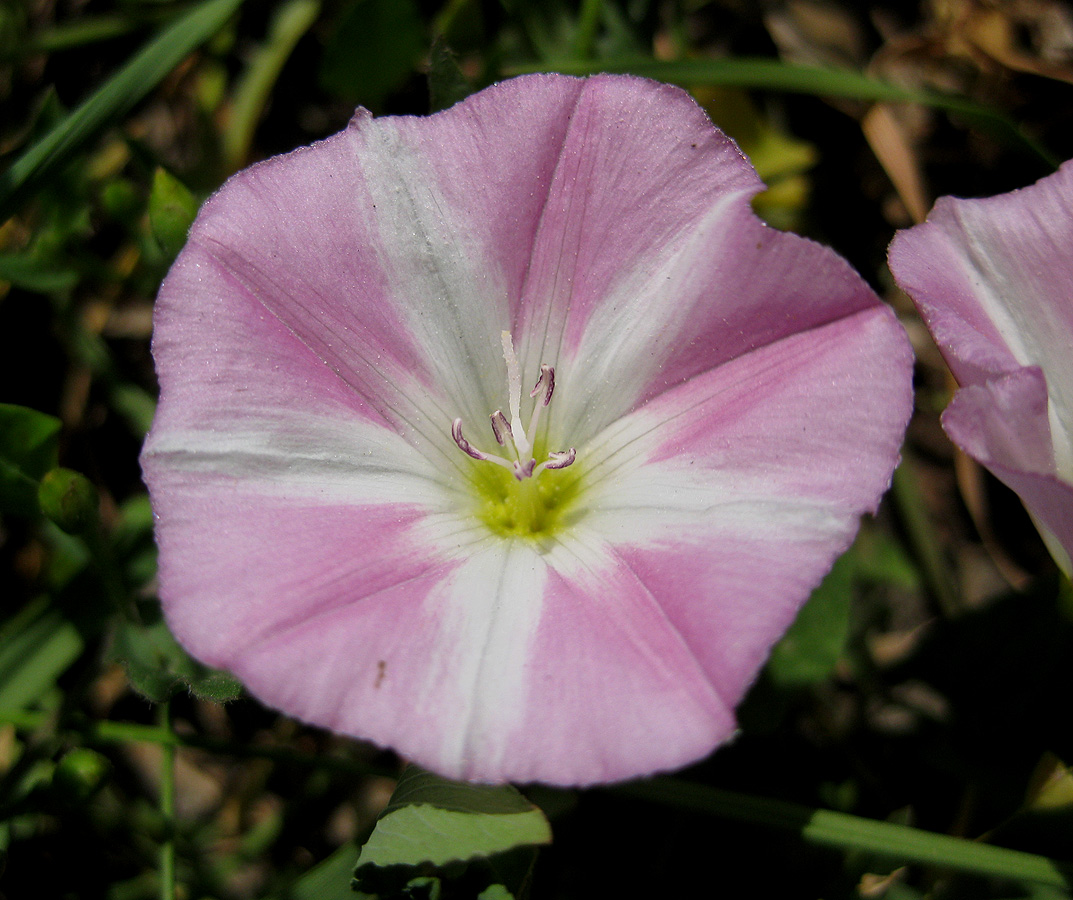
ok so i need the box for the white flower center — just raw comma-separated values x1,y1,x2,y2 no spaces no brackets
452,331,576,480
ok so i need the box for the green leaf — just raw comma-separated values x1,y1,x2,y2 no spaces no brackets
0,252,79,293
766,551,854,686
0,596,84,710
353,766,550,899
617,777,1073,888
0,403,61,517
319,0,425,107
0,0,245,220
111,601,242,703
148,167,199,259
270,842,364,900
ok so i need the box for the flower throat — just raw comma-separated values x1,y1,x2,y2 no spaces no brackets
453,332,580,538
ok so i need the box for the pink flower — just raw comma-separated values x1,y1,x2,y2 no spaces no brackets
141,74,912,785
889,163,1073,575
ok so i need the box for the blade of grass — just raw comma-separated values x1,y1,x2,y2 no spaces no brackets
13,11,172,56
0,0,245,222
572,0,603,60
616,777,1072,889
507,56,1058,169
221,0,321,173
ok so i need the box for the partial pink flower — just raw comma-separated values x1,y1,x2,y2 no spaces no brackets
889,163,1073,574
141,74,912,785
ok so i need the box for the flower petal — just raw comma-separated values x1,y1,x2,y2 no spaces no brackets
575,304,912,707
942,369,1073,572
889,161,1073,568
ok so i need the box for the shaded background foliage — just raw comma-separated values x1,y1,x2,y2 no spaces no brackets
1,1,1073,898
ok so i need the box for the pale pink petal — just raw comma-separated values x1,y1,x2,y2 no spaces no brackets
229,534,735,785
889,161,1073,568
942,370,1073,571
574,304,911,707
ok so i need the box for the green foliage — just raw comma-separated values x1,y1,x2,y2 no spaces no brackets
3,1,1073,898
767,550,855,686
0,0,246,220
353,766,551,899
111,601,242,703
0,404,61,517
428,37,472,113
0,597,84,710
148,168,199,259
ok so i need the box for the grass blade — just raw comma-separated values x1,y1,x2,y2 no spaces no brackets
0,0,246,222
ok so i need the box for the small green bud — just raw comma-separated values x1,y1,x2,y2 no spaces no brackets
100,178,140,220
38,468,99,534
53,748,111,802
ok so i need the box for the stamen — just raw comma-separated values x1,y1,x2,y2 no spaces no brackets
452,333,577,479
533,448,576,477
453,419,518,474
489,410,510,446
530,365,554,405
545,448,576,469
527,364,554,439
452,419,487,460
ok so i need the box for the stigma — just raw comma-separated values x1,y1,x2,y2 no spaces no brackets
452,332,576,480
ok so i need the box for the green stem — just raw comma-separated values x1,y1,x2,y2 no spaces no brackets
158,702,176,900
221,0,321,173
615,778,1071,888
891,456,962,618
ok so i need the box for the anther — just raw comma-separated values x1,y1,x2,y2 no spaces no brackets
451,333,577,479
452,419,487,460
489,410,510,446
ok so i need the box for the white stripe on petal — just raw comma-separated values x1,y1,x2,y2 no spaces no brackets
350,122,512,430
144,411,457,507
420,541,547,778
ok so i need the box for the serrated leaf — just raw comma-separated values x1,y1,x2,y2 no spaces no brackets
0,403,61,516
359,805,550,869
383,767,544,817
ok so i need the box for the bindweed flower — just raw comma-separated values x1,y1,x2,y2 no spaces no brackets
141,74,912,785
889,163,1073,575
